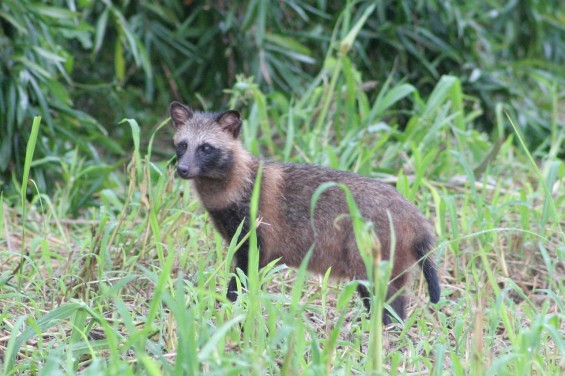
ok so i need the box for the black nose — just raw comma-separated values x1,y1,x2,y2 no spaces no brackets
177,164,190,178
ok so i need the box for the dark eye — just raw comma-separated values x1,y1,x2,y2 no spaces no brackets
176,142,187,156
200,143,214,153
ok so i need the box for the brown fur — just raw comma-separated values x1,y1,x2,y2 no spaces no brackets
261,164,432,277
170,101,440,322
256,164,285,266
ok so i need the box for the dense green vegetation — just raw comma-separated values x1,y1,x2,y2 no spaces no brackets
1,1,564,375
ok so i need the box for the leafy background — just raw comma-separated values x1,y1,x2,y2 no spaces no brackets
2,0,564,206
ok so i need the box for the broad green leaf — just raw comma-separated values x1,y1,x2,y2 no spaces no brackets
33,5,78,19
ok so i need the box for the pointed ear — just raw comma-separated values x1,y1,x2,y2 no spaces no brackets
216,110,242,138
169,101,193,128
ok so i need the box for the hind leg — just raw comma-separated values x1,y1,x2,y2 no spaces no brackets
384,285,406,324
357,284,372,312
357,283,406,324
357,283,405,324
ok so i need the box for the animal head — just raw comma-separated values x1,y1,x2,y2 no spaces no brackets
169,101,242,180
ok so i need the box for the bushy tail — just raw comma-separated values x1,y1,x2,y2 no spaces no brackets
414,234,440,303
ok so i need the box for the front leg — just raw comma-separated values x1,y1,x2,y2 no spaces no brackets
208,203,253,303
226,246,249,302
226,276,239,302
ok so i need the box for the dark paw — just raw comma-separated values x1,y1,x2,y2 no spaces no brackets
226,289,238,302
227,276,238,302
357,284,372,313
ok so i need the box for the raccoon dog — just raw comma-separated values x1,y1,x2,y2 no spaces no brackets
170,101,440,323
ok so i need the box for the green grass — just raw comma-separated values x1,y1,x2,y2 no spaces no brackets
1,13,565,375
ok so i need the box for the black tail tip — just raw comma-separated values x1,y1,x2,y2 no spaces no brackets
422,260,441,303
414,234,441,304
428,279,441,304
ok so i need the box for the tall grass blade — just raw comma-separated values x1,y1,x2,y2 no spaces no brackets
507,114,564,242
12,116,42,282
